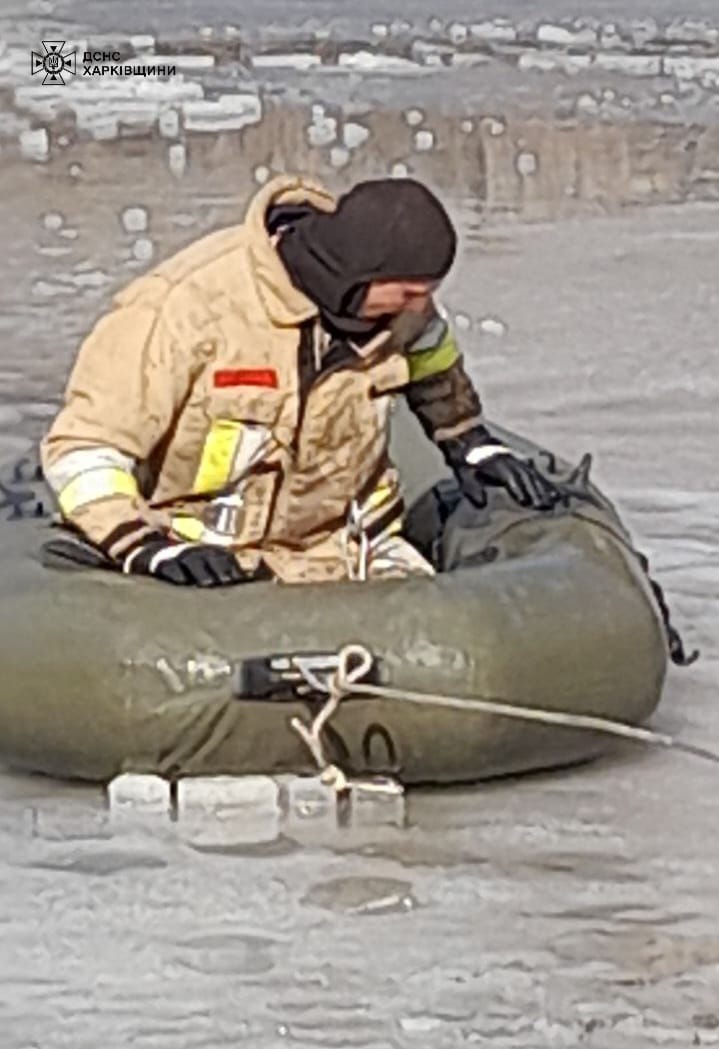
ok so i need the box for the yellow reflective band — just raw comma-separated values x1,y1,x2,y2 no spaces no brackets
170,515,205,542
193,419,244,494
366,482,394,511
407,332,459,383
58,467,138,516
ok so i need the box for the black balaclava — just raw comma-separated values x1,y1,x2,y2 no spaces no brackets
273,178,457,339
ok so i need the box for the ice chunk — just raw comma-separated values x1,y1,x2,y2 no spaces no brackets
595,53,661,77
254,164,270,184
516,151,537,176
454,312,472,332
168,142,187,177
182,93,262,132
281,774,339,831
337,51,420,74
665,19,719,46
451,52,491,69
371,23,389,39
67,268,110,289
20,127,49,162
351,779,405,828
32,279,73,298
59,228,79,240
121,206,148,234
342,121,369,149
307,116,337,147
107,773,170,815
130,34,155,52
176,775,281,846
131,238,154,262
404,107,424,127
42,212,64,232
253,53,320,71
158,108,180,138
400,1016,443,1034
479,316,507,337
330,146,350,168
628,18,659,47
470,20,517,44
664,55,719,81
576,93,600,115
460,119,474,133
537,23,597,47
481,116,506,136
391,162,409,178
414,129,434,152
449,22,469,45
518,51,591,75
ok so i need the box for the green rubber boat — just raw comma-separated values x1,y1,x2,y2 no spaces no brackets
0,415,670,785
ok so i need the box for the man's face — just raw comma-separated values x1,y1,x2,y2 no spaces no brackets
361,279,438,319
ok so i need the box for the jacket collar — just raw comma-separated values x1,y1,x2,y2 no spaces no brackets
245,175,336,327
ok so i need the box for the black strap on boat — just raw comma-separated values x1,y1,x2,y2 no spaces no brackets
233,649,379,701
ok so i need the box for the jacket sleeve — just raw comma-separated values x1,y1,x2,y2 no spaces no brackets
41,283,197,561
402,305,485,445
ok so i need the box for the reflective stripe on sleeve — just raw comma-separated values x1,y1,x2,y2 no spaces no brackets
44,445,137,494
58,467,139,516
406,331,460,383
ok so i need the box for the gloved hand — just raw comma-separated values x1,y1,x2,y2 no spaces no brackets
439,429,562,511
122,532,249,587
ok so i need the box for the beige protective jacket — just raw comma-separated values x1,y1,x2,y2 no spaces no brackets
42,176,474,584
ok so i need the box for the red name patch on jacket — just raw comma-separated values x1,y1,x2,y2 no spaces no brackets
213,368,278,389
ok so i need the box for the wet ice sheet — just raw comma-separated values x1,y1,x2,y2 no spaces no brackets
1,139,719,1047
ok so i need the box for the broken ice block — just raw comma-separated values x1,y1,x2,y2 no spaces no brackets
107,773,171,816
175,775,281,847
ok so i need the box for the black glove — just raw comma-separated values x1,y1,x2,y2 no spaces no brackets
439,429,562,511
122,532,249,587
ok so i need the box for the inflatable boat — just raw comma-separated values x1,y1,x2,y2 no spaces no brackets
0,416,673,785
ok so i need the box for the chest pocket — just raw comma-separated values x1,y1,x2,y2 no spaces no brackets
193,384,287,495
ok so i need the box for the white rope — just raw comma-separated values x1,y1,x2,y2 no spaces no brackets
334,644,674,747
290,644,719,783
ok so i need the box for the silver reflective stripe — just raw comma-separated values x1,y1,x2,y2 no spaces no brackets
465,443,515,466
148,543,194,573
44,445,137,495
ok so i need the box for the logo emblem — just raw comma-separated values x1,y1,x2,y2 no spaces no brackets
30,40,77,85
